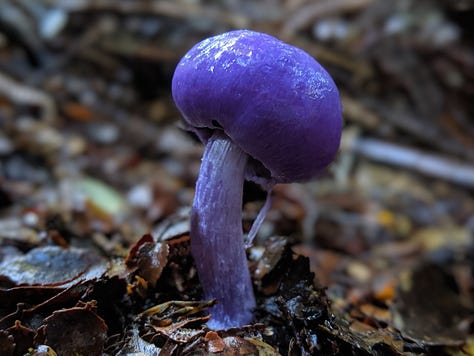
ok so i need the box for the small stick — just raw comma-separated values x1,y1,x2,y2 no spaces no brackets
0,72,56,122
282,0,374,38
347,137,474,188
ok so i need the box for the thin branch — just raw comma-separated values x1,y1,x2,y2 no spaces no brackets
0,72,56,122
346,137,474,188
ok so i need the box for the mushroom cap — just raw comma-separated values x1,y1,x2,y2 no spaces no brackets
172,30,342,184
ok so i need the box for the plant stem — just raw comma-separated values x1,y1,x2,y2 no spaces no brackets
190,130,256,329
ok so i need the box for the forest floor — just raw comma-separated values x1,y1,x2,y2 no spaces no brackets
0,0,473,355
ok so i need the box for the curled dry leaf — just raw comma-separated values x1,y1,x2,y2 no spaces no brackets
5,320,35,356
0,246,109,318
38,302,108,356
149,325,204,344
125,233,169,288
251,236,288,282
140,300,216,321
206,335,279,356
137,300,215,350
205,331,226,353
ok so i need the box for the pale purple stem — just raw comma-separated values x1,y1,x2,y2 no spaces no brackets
244,191,272,248
190,130,256,329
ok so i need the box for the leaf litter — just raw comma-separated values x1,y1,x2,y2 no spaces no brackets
0,0,473,354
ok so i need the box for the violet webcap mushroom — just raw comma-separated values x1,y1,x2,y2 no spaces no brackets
172,30,342,329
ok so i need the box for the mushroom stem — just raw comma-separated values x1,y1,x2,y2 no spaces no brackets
191,130,256,329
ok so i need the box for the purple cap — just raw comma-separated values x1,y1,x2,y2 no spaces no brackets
172,30,342,184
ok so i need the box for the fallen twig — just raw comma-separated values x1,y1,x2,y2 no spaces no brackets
282,0,374,38
345,136,474,188
364,99,474,161
0,71,56,122
56,0,249,28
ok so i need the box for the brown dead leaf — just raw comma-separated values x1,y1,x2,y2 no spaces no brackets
0,330,14,356
152,326,204,344
5,320,35,356
205,331,226,353
359,303,391,325
373,277,396,303
38,301,108,356
126,233,169,288
62,102,96,122
251,236,287,282
0,246,108,287
204,335,280,355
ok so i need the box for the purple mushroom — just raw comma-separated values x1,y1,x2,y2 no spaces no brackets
172,30,342,329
